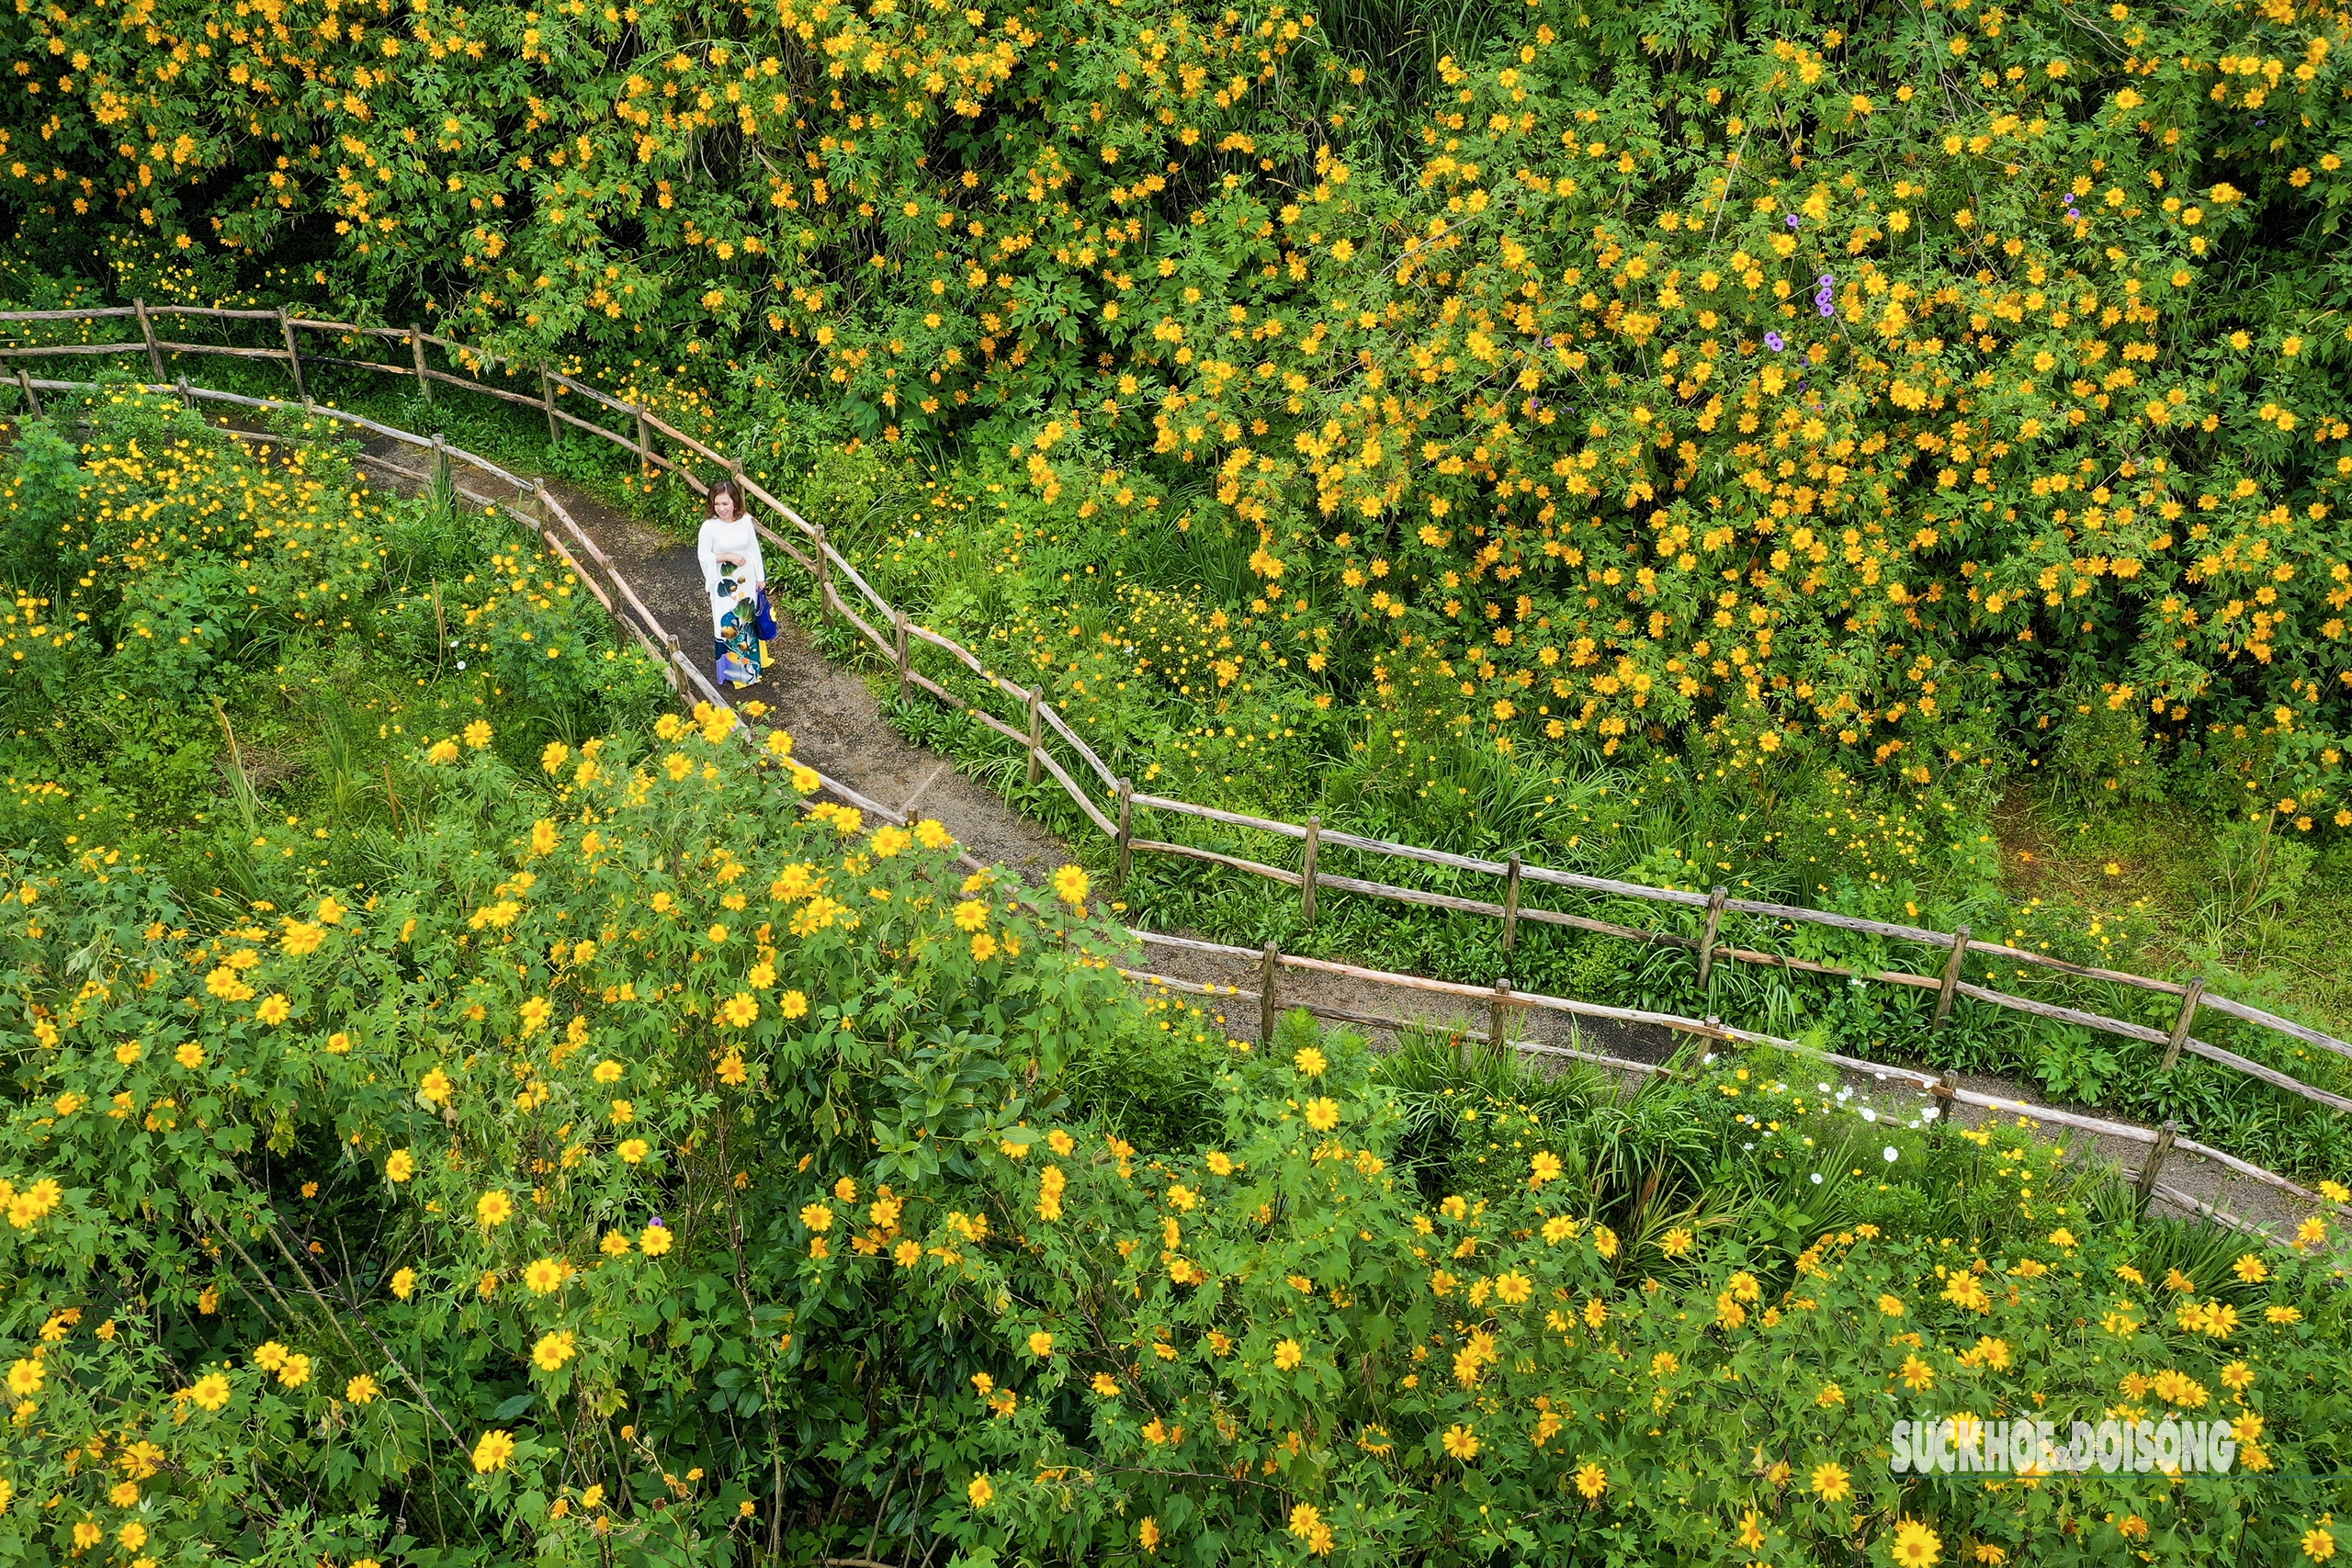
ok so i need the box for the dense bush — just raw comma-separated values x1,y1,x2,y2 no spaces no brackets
0,400,2342,1567
0,384,659,734
0,383,671,880
0,721,2346,1564
11,0,2352,822
933,1029,2352,1567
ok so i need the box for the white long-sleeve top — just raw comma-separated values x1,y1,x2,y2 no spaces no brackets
697,513,767,600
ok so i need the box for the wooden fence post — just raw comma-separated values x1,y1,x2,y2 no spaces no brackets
1301,815,1321,927
134,299,165,381
431,434,451,496
540,367,560,444
1260,942,1281,1044
1502,852,1522,955
278,309,308,407
15,368,39,418
175,376,194,413
411,325,432,403
1490,978,1511,1056
1696,885,1728,989
1025,690,1042,786
2134,1121,2180,1210
2159,977,2206,1072
635,410,653,476
1115,778,1134,887
892,609,910,700
813,525,834,622
1934,925,1971,1027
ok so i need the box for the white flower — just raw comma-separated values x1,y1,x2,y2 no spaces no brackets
1742,1143,1755,1151
1921,1105,1939,1120
456,660,467,670
1860,1108,1878,1123
1883,1145,1900,1162
1817,1083,1833,1094
1810,1172,1825,1185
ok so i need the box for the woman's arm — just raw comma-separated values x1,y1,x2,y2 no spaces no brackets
695,519,723,596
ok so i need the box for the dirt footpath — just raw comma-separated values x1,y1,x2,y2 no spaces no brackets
345,433,1070,886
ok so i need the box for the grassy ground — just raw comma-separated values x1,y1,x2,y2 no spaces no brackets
1990,794,2352,1033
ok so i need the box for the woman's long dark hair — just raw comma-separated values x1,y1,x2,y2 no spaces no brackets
708,477,744,519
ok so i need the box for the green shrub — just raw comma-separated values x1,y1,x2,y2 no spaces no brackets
1,716,2343,1565
16,0,2352,821
924,1029,2347,1566
0,386,670,863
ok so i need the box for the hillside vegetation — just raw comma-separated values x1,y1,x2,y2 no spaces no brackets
0,403,2344,1567
13,0,2352,1551
11,0,2352,814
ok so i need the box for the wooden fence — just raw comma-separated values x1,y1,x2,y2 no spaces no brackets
1116,929,2342,1239
6,302,2352,1131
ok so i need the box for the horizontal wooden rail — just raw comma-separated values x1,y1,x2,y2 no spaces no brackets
2199,992,2352,1064
286,315,413,341
0,305,143,321
0,341,153,358
9,314,2347,1128
1124,930,2348,1218
156,341,292,363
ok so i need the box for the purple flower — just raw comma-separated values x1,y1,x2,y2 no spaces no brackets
1818,302,1836,317
1786,214,1802,229
1765,332,1786,352
1818,274,1835,287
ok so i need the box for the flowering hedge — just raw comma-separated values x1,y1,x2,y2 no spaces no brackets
0,702,2345,1566
922,1033,2352,1565
11,0,2352,818
0,703,1161,1563
0,384,670,860
0,384,658,713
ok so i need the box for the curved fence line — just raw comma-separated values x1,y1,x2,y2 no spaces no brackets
10,368,2346,1233
6,310,2350,1124
1117,931,2343,1235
